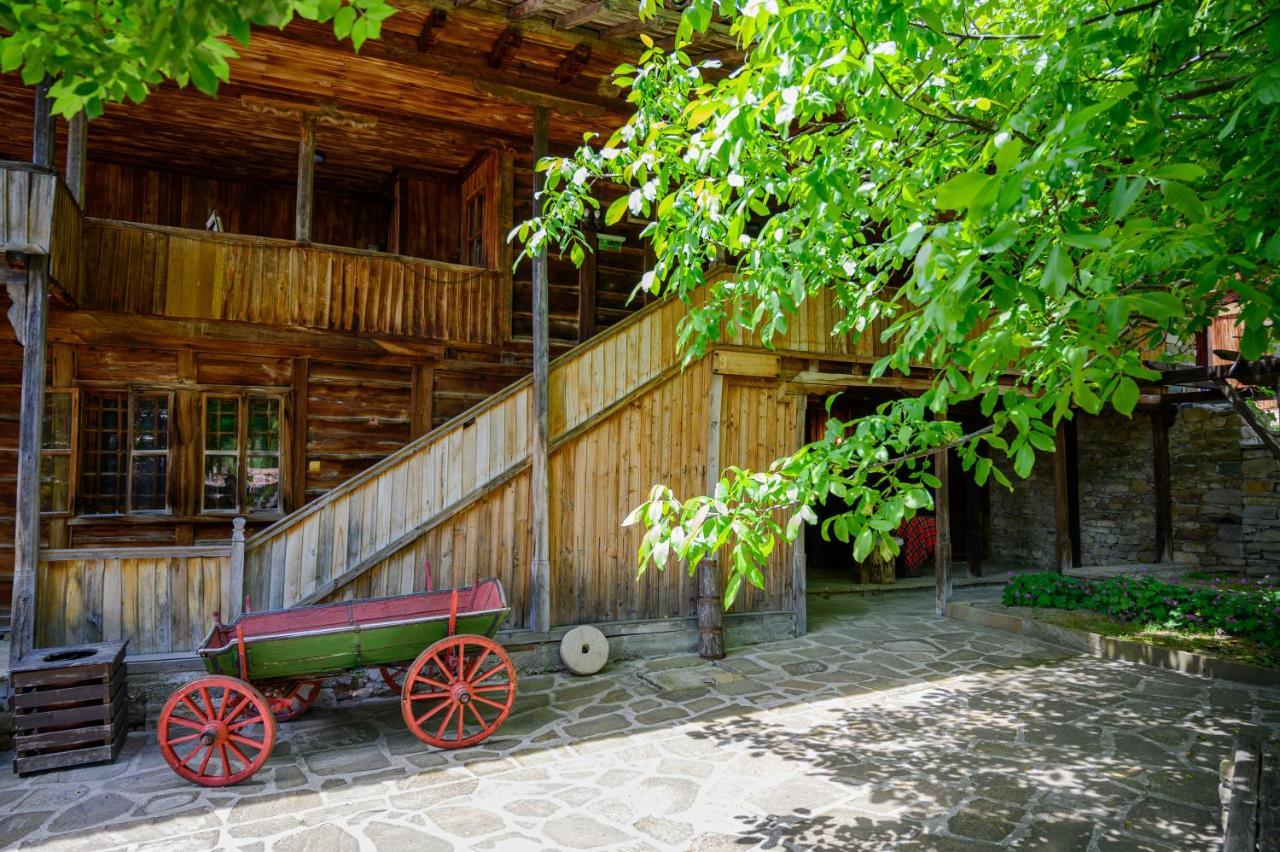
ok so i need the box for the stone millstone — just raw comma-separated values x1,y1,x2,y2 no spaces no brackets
560,625,609,676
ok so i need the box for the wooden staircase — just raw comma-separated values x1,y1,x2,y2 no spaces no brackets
239,297,690,627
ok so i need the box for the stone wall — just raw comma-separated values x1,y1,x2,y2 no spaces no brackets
1077,412,1158,565
988,452,1056,570
1170,405,1280,575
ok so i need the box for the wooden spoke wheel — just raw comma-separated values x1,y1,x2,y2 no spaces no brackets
378,664,409,694
402,635,517,749
158,676,277,787
260,679,323,723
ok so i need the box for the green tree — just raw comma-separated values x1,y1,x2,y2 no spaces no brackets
519,0,1280,607
0,0,395,117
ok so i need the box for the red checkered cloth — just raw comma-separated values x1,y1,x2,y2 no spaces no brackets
898,515,936,576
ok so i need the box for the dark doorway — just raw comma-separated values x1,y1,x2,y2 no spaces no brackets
802,392,989,594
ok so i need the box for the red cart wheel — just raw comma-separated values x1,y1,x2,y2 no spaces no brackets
261,679,322,723
158,675,276,787
402,635,517,749
378,664,409,694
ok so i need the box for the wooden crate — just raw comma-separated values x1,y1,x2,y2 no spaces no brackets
11,642,129,776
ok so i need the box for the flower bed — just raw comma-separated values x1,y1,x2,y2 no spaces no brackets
1002,572,1280,649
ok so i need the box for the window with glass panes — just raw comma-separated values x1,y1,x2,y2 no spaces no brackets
40,391,74,513
79,390,171,514
202,394,282,514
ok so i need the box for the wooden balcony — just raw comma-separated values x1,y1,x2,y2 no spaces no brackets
71,220,507,346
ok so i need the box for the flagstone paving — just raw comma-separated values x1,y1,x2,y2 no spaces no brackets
3,587,1278,850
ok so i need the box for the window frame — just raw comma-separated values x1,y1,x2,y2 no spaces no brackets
200,391,285,517
39,389,77,516
77,388,173,517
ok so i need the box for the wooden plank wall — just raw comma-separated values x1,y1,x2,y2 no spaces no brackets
48,179,83,298
34,549,233,654
79,220,505,345
0,164,55,252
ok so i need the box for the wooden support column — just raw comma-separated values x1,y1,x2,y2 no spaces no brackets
229,517,247,620
498,149,515,341
32,78,55,167
965,438,985,578
11,254,49,665
528,105,552,633
66,111,87,205
1152,406,1174,563
696,373,726,658
934,448,952,617
295,116,317,242
411,364,436,437
789,395,807,636
1053,420,1075,574
577,228,597,342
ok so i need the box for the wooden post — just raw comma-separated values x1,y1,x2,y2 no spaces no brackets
695,373,726,658
411,364,436,438
965,445,984,578
32,78,55,168
528,105,552,633
577,228,597,342
229,517,247,619
1053,420,1075,574
789,395,807,636
1152,406,1174,563
498,149,515,341
934,448,951,616
66,111,87,205
295,116,317,242
290,357,310,511
10,254,49,665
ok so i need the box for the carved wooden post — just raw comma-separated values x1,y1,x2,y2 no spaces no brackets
295,115,317,242
528,105,552,632
230,517,247,619
696,372,726,658
934,448,952,616
66,111,87,205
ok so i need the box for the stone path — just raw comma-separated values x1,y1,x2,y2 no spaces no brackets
3,588,1278,850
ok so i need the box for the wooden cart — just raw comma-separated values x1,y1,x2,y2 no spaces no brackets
157,578,516,786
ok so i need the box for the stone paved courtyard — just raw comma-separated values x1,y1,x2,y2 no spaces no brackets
3,587,1278,851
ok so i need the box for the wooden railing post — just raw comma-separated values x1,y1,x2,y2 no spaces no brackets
696,373,726,658
66,111,87,206
230,517,246,619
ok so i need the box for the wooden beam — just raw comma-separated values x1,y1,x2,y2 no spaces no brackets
601,19,650,39
10,255,49,665
295,116,317,242
32,79,55,168
488,27,524,70
1152,406,1174,563
1053,420,1075,574
508,0,548,19
934,448,951,616
1216,380,1280,461
1162,356,1280,387
66,111,87,206
528,104,552,633
789,396,807,636
556,42,593,85
556,0,609,29
577,228,597,341
415,8,448,52
472,78,607,120
696,372,726,659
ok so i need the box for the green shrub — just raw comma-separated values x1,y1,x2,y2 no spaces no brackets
1002,572,1280,648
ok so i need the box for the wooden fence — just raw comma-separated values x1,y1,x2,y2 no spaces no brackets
77,219,505,345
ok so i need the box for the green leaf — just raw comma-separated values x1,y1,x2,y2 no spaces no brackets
1160,181,1206,223
604,194,630,226
1112,377,1140,416
1150,163,1206,182
1109,177,1145,222
936,171,991,211
853,528,874,562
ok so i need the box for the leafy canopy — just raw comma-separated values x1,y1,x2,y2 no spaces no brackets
0,0,396,118
519,0,1280,607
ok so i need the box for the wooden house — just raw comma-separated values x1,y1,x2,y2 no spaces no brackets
3,2,1276,671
